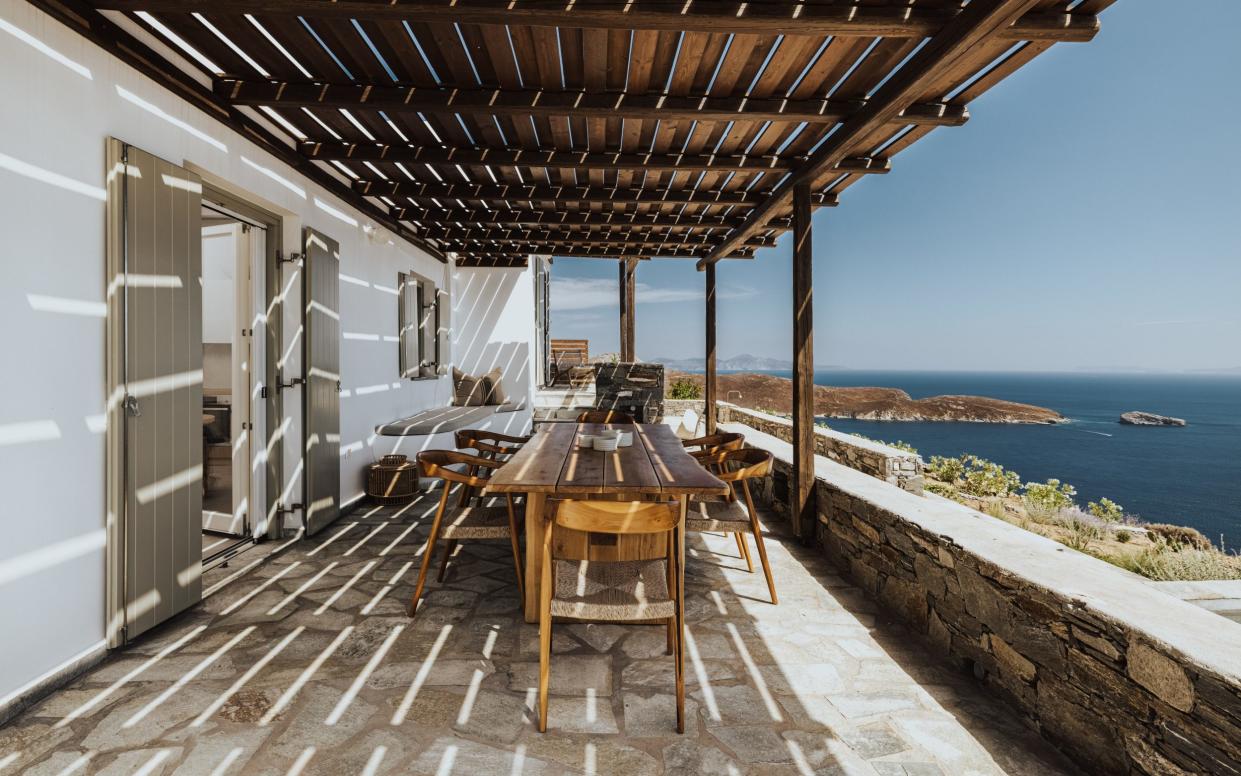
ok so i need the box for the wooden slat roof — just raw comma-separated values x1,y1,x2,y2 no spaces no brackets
64,0,1112,268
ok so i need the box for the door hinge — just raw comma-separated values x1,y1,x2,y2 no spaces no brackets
278,251,303,265
242,223,251,234
276,503,303,517
277,375,305,393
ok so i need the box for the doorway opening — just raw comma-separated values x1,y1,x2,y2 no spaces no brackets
200,201,263,568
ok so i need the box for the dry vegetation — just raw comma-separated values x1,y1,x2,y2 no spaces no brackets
912,452,1241,582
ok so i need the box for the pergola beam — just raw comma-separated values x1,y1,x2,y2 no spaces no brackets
791,182,816,542
389,207,799,231
449,246,751,260
434,239,761,256
701,0,1049,267
356,180,837,207
417,226,774,249
301,141,890,176
219,78,968,127
97,2,1099,42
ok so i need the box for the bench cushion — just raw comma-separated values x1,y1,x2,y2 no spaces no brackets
376,402,519,436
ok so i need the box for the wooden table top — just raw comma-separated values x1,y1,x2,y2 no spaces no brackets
486,423,728,498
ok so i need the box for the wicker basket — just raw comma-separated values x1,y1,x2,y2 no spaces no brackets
367,454,419,504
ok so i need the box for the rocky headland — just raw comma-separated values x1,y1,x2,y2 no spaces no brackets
670,371,1065,424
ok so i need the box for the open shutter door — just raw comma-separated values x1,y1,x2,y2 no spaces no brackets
105,139,203,645
302,228,341,537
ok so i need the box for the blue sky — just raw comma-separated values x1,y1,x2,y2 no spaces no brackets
550,0,1241,372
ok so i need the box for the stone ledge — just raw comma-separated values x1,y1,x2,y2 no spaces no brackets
717,403,924,493
723,419,1241,776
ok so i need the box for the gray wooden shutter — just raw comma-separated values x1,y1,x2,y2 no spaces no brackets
105,139,203,645
302,227,341,537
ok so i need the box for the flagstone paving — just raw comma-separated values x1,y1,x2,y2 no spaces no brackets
0,491,1080,775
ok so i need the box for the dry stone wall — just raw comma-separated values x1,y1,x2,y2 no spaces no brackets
745,438,1241,776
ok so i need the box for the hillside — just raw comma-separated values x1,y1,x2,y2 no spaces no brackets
670,371,1065,424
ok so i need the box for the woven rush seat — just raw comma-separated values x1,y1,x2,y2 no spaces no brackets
686,499,752,533
440,502,514,540
550,558,675,621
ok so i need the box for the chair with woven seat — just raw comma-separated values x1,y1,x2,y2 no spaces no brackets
410,450,523,615
688,448,778,604
682,432,745,472
538,499,685,734
452,429,533,506
576,409,635,424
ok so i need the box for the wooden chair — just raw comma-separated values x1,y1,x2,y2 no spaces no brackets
688,448,778,604
411,450,523,614
576,409,635,424
451,429,532,506
682,431,745,459
538,499,685,734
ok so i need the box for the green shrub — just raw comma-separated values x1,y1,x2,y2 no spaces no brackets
668,378,703,400
1023,479,1077,517
1087,498,1124,523
959,455,1022,498
1146,523,1213,551
984,499,1007,520
926,455,966,484
1115,529,1133,543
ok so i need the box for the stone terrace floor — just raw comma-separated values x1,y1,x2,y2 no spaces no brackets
1,491,1081,775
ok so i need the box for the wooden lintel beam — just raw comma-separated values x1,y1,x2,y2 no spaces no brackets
701,0,1051,268
389,207,801,230
300,140,891,176
95,2,1099,42
435,236,773,253
218,78,968,127
356,179,836,207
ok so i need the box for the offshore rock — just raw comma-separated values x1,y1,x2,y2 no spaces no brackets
1119,411,1187,427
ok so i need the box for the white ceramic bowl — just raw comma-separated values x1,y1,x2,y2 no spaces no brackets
577,434,596,448
592,435,619,452
616,431,634,447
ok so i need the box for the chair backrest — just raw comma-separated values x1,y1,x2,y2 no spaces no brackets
554,499,680,535
551,339,590,366
577,409,635,424
687,431,744,455
454,428,531,454
701,448,773,481
417,449,498,484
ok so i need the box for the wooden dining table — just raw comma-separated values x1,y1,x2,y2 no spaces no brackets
485,422,730,622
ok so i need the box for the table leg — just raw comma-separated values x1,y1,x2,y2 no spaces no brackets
523,491,547,623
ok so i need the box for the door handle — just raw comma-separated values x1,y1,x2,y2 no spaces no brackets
123,394,141,417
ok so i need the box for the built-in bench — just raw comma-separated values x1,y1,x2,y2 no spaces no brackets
375,402,522,436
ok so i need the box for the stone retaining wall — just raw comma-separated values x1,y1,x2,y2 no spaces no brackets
718,404,924,494
735,425,1241,776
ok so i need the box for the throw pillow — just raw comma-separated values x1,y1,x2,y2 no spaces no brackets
452,367,488,406
482,367,507,405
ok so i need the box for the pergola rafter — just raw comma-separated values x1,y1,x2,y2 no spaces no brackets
300,141,891,177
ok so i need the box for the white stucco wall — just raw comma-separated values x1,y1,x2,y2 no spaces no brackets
0,0,454,710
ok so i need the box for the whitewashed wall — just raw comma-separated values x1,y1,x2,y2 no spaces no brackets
0,0,452,711
452,265,538,438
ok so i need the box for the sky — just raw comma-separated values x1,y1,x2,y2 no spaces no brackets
548,0,1241,373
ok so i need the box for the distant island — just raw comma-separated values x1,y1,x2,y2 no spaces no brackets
670,371,1065,424
1120,411,1187,427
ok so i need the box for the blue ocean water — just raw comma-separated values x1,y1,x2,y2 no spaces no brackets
724,371,1241,547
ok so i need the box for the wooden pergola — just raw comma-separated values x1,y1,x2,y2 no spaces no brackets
37,0,1113,538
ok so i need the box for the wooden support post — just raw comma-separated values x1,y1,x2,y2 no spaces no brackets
619,258,638,362
704,262,718,435
791,183,816,543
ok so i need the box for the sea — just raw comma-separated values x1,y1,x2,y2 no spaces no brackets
718,370,1241,547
